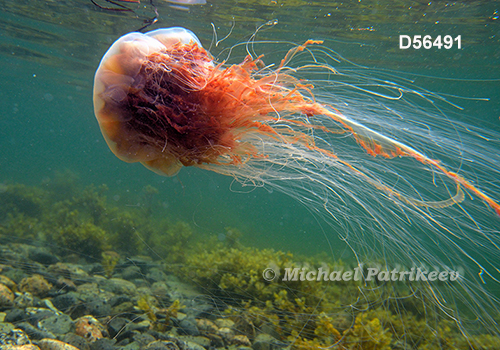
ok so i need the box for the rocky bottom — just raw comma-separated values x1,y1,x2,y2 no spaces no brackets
0,242,281,350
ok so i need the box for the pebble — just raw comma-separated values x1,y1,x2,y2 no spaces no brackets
85,298,111,318
120,266,142,281
2,269,28,286
51,293,79,313
185,341,206,350
98,278,136,296
214,318,234,329
62,333,90,350
0,328,31,345
251,334,283,350
107,317,129,339
38,314,73,335
88,338,116,350
146,268,168,283
144,340,180,350
18,275,53,298
0,275,17,290
38,338,80,350
74,316,105,342
3,345,41,350
29,248,60,266
195,319,218,334
16,322,55,340
25,308,55,325
0,283,14,306
217,327,234,343
178,317,200,336
0,321,15,333
5,308,26,323
232,335,252,347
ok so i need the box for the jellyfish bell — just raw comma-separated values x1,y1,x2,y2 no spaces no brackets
144,27,203,48
93,27,209,176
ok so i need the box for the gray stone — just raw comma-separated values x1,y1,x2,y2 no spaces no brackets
120,266,143,281
0,322,15,334
85,298,111,318
144,340,180,350
63,333,90,350
185,341,206,350
39,314,74,334
107,317,129,339
0,328,30,346
178,336,210,348
51,293,79,313
89,338,116,350
252,334,284,350
125,320,150,333
178,317,200,336
122,341,141,350
147,268,168,283
132,332,156,346
5,309,25,323
99,278,137,296
29,248,60,266
16,322,55,340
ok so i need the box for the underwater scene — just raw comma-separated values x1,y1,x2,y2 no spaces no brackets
1,0,500,349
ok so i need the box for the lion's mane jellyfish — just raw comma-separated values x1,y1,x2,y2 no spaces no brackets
94,27,500,337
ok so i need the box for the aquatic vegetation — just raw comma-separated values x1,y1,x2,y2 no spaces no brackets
137,294,184,332
291,312,393,350
137,294,160,324
0,213,41,241
0,183,46,221
0,178,147,259
47,203,111,258
183,243,295,300
101,210,145,255
148,221,194,263
101,250,121,278
41,169,81,202
141,185,160,217
172,234,500,349
342,313,392,350
221,227,243,249
178,240,365,342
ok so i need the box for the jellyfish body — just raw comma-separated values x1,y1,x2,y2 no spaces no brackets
93,27,209,175
94,27,500,337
